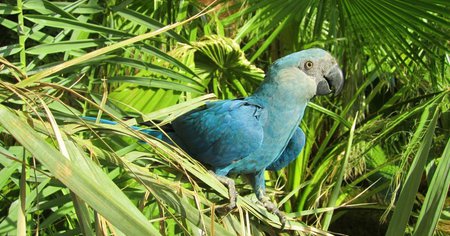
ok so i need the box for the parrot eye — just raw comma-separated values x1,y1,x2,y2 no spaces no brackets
304,61,314,69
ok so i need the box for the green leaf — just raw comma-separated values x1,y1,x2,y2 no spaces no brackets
24,15,130,37
105,57,203,86
322,113,358,230
308,102,351,128
0,105,161,236
0,17,55,44
108,76,204,93
386,102,440,235
0,44,22,57
26,39,109,55
413,137,450,235
23,0,77,20
0,3,19,15
18,11,210,87
113,7,189,44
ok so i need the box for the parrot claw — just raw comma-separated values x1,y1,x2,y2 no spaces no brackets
260,197,286,228
209,171,237,210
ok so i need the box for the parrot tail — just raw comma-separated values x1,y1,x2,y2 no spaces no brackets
81,116,173,143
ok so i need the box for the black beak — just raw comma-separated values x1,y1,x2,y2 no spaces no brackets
316,64,344,95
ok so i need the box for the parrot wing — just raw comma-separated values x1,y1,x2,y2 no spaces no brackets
266,127,305,171
172,99,266,168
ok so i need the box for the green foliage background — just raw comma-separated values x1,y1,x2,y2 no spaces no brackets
0,0,449,235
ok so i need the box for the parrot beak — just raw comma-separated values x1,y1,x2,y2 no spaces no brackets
316,64,344,95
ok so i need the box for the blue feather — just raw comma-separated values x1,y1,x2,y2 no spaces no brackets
266,127,305,171
172,99,266,169
80,116,166,140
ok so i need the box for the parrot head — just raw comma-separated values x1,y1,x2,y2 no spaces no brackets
270,48,344,96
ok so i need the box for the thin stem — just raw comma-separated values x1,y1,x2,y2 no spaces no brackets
17,0,27,71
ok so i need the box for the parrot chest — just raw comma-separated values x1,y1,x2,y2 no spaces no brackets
227,96,307,174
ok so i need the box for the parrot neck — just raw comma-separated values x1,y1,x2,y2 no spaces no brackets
251,82,308,124
250,68,314,114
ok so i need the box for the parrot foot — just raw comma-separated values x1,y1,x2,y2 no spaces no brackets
209,171,237,210
260,197,286,228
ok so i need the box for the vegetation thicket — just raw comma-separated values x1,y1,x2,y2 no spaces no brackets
0,0,448,235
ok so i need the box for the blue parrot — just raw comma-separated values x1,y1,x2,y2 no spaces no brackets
84,48,343,225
